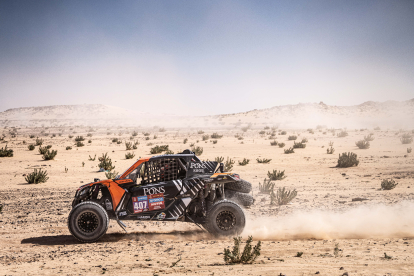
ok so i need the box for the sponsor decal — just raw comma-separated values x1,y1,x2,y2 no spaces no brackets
133,193,165,213
157,212,166,220
190,162,207,169
132,195,149,213
143,186,165,196
148,193,165,211
118,211,127,216
137,215,150,219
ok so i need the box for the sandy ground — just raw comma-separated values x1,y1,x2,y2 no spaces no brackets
0,126,413,275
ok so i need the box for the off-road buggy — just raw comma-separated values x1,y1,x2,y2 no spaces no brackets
68,150,254,242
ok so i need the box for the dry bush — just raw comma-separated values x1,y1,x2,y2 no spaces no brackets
284,147,295,154
28,144,35,151
224,157,235,171
280,131,287,135
326,146,335,154
35,138,43,146
150,145,169,154
183,138,188,144
259,130,265,135
211,132,223,139
256,158,271,164
408,147,412,153
197,130,204,134
66,146,72,150
215,156,224,163
270,140,278,146
238,158,250,166
271,187,297,205
381,179,398,190
75,136,85,142
278,142,285,148
143,132,150,136
364,134,375,141
288,135,297,140
301,137,308,143
337,131,348,138
125,142,132,150
25,169,49,184
0,145,13,157
336,152,359,168
293,141,306,149
125,152,135,159
76,141,84,147
259,178,275,194
131,130,138,137
42,149,57,160
400,133,413,144
105,170,119,179
355,140,370,149
38,146,48,154
202,134,209,141
224,236,261,264
98,153,115,171
191,146,203,156
267,169,286,180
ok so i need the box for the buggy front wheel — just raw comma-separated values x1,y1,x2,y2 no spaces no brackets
204,200,245,236
68,201,109,243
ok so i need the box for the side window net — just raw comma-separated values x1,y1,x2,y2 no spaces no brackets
141,158,184,184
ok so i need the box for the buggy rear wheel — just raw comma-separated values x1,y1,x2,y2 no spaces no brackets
204,200,245,236
68,201,109,243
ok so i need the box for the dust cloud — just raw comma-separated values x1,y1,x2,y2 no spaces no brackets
243,201,414,240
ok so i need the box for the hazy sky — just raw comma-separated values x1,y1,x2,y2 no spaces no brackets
1,0,413,115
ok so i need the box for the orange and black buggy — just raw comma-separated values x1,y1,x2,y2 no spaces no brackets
68,150,254,242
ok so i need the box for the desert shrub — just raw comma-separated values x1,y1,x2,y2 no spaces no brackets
364,134,375,141
125,152,135,159
355,140,370,149
165,149,174,154
0,145,13,157
400,134,413,144
224,236,261,264
212,140,218,144
223,157,235,171
46,145,52,149
131,131,138,137
133,141,139,149
69,135,74,138
284,147,295,154
191,146,203,156
75,136,85,142
125,142,132,150
143,132,150,136
88,140,92,143
76,141,84,147
22,140,26,145
271,187,297,205
88,154,96,161
112,138,119,143
301,137,308,143
87,133,92,137
337,131,348,137
145,137,150,141
259,178,274,194
159,127,166,132
256,158,271,163
408,147,412,153
153,135,158,139
293,141,306,149
197,130,204,134
150,145,169,154
278,142,285,148
42,149,57,160
270,140,278,146
329,141,334,146
211,132,223,139
66,146,72,150
98,153,115,171
288,135,297,141
38,146,48,154
336,152,359,168
35,138,43,146
381,179,398,190
237,136,244,140
25,169,49,184
183,138,188,144
105,170,119,179
29,134,35,138
259,130,265,135
264,126,270,130
267,170,286,180
202,134,209,141
215,156,224,163
28,144,35,151
374,127,381,130
116,140,122,144
280,131,287,135
238,158,250,166
327,146,335,154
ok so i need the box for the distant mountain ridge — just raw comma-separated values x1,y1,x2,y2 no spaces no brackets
0,99,413,128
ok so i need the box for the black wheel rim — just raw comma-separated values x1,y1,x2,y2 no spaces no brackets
77,211,99,233
216,210,236,231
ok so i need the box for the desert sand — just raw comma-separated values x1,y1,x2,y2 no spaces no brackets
0,103,414,275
